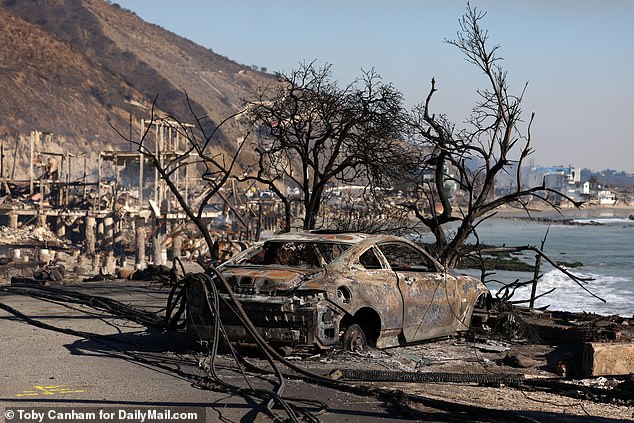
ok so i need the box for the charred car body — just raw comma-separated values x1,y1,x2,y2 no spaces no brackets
186,232,490,350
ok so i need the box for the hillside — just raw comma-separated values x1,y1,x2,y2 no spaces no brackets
0,0,274,177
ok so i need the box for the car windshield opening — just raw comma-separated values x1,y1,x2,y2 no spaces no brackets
236,241,351,267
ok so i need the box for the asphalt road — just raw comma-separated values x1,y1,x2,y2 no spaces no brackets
0,281,423,423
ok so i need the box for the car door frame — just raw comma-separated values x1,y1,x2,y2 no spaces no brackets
345,244,404,332
375,240,462,342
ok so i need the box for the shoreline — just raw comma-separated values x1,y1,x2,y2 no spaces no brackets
492,204,634,220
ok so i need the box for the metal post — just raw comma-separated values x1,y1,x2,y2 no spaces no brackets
139,152,144,206
65,152,70,207
83,155,87,201
114,153,118,212
11,133,18,180
158,124,164,211
97,153,102,212
139,120,144,206
29,131,34,195
185,160,189,208
154,123,159,205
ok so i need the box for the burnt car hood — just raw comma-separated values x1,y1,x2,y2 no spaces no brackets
221,265,322,294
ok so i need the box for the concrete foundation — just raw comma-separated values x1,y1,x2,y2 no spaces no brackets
583,342,634,376
135,217,146,269
8,211,18,230
85,216,96,256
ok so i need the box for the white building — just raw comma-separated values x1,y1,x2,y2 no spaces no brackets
597,190,617,205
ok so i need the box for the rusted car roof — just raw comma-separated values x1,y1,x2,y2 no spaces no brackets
265,231,373,244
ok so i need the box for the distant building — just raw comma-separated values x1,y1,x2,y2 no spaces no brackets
597,190,617,205
497,163,625,206
420,163,457,200
523,165,582,202
581,181,591,196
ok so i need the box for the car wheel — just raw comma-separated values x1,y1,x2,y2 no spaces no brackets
342,324,367,352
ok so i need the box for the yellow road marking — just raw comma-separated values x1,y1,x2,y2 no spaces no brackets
16,385,86,397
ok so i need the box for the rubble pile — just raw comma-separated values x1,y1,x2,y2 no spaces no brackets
0,225,62,244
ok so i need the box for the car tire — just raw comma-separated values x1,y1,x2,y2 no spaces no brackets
342,323,367,352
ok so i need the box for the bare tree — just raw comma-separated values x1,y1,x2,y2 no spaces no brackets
242,62,408,231
404,5,582,268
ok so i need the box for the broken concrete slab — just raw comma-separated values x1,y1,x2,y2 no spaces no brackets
583,342,634,376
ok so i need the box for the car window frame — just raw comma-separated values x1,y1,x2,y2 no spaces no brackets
228,240,352,268
375,241,441,273
355,245,387,270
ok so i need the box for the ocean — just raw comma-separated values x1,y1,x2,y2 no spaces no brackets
458,213,634,317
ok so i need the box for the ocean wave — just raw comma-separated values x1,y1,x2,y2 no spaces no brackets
489,269,633,316
540,269,631,285
475,217,634,316
571,217,634,225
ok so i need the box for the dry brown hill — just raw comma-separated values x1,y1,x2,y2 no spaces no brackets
0,0,273,176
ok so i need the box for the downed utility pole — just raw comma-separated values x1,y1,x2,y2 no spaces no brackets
329,369,525,387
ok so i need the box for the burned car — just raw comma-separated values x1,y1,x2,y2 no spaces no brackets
186,232,490,351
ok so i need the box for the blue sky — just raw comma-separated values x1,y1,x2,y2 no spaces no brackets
115,0,634,173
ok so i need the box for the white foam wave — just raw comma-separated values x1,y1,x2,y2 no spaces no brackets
571,218,634,225
490,269,633,316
